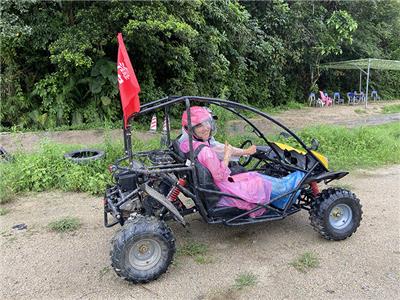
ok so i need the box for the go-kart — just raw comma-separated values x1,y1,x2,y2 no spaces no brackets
104,96,362,283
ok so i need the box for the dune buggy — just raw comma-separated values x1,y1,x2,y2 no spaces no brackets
104,96,362,283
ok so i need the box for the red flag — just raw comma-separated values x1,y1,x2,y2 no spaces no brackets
117,33,140,128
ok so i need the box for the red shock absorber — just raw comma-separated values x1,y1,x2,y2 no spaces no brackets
167,178,187,202
310,181,320,197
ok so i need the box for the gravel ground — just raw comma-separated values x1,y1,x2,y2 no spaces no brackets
1,165,399,300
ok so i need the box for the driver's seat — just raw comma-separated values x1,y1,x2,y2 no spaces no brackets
170,139,248,216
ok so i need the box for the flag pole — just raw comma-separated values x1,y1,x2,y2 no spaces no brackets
123,120,132,160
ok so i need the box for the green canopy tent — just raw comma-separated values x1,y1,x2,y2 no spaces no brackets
321,58,400,108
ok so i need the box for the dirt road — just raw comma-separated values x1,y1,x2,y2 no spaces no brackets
1,165,399,299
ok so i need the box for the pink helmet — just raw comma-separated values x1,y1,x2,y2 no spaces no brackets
181,106,212,128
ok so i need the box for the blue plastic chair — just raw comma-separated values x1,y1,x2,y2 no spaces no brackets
333,92,344,105
371,90,380,101
347,92,355,105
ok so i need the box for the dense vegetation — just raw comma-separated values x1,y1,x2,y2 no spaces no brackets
1,122,399,203
1,0,399,130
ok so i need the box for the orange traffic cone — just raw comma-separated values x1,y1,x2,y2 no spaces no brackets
149,114,157,133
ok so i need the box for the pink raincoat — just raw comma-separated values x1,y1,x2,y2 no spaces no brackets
180,139,272,217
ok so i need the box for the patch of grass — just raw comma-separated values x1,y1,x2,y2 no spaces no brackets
354,108,367,114
0,207,10,216
382,104,400,114
233,272,258,290
48,217,81,232
99,266,111,278
194,255,213,264
177,241,208,257
295,122,400,170
0,181,16,204
290,251,319,273
176,241,211,264
264,101,306,115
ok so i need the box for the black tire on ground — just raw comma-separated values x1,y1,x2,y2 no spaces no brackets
110,215,175,283
309,188,362,241
0,146,13,162
63,149,104,163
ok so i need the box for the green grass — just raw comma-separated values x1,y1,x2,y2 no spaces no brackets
48,217,81,232
233,272,258,290
382,104,400,114
177,241,208,257
295,122,400,170
194,255,213,264
0,185,15,204
354,108,367,114
0,207,10,216
176,241,211,264
290,251,319,273
0,122,399,203
263,101,306,115
99,266,111,278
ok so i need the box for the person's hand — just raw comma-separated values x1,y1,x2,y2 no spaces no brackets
223,141,233,166
243,145,257,156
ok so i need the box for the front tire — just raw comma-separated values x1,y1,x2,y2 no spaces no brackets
110,215,175,283
310,188,362,241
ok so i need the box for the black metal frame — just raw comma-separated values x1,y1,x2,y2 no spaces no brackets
106,95,339,227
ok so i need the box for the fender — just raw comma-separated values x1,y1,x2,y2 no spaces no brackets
303,171,349,185
141,183,186,225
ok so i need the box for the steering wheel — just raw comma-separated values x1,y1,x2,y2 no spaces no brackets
238,139,253,167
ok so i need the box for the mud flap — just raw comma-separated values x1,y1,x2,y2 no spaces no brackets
141,183,186,225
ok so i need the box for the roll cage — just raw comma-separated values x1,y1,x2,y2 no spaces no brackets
111,96,334,226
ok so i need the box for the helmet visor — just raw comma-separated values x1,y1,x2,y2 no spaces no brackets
192,118,217,139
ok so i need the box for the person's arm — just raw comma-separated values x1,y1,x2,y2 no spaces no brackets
231,145,257,156
198,146,231,182
211,140,256,159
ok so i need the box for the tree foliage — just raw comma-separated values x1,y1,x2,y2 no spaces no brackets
1,0,399,130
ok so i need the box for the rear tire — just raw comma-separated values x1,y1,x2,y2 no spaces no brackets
310,188,362,241
110,215,175,283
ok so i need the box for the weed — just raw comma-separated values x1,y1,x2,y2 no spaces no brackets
290,251,319,273
177,241,208,257
354,109,367,114
0,176,16,204
382,104,400,114
99,266,111,278
194,255,213,265
233,272,258,290
0,207,10,216
48,217,81,232
177,241,211,264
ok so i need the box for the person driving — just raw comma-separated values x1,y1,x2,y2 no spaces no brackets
178,108,256,161
179,106,272,217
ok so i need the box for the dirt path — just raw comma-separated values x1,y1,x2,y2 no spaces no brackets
1,165,399,300
1,100,399,153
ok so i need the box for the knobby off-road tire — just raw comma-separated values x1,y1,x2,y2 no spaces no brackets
110,215,175,283
309,188,362,241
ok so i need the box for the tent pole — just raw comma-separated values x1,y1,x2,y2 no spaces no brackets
365,59,371,109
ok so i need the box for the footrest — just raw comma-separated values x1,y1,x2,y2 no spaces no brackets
208,206,247,218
